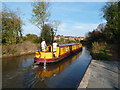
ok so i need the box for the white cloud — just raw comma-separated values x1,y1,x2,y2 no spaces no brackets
22,22,99,37
56,22,99,37
73,25,84,29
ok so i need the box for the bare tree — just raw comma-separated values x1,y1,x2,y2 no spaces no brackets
50,20,61,37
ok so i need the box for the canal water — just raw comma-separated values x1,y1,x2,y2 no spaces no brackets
2,48,92,88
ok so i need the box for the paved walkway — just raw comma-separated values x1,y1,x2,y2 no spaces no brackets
78,60,120,89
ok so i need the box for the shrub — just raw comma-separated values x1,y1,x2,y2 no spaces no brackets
11,48,17,54
92,42,109,60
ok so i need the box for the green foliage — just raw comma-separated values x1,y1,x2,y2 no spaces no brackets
26,34,39,44
22,37,27,41
66,40,76,43
85,2,120,60
2,5,23,44
11,48,17,54
32,38,40,44
94,53,109,60
86,26,106,48
31,1,55,45
86,2,119,48
102,2,120,43
2,50,6,55
57,38,64,43
41,24,53,45
56,38,79,44
92,42,109,60
31,1,60,45
92,42,107,53
31,1,50,28
80,40,87,45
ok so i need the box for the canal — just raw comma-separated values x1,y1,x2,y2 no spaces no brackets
2,48,92,88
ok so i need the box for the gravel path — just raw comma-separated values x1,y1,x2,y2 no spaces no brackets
78,60,120,89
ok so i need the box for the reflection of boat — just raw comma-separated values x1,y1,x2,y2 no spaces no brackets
34,43,82,64
37,52,82,78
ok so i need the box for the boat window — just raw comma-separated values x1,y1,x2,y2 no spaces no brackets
66,47,68,52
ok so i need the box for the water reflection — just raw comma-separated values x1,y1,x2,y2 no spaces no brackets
2,48,91,88
36,52,82,78
2,54,34,73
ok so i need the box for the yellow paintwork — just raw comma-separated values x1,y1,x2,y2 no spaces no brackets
36,51,53,59
35,43,82,59
35,52,41,58
56,47,60,57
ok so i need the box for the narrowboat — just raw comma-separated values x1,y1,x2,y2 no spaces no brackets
34,43,82,64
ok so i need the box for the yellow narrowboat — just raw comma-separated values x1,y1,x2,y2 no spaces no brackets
34,43,82,64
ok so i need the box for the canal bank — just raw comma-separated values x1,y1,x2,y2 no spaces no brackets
78,59,120,89
1,52,35,59
1,41,39,58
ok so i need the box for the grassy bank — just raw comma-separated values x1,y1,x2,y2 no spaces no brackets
87,42,120,61
1,41,39,58
91,42,109,60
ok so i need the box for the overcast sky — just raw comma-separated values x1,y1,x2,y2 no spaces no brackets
4,2,106,37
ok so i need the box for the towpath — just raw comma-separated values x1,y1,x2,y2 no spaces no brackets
78,60,120,89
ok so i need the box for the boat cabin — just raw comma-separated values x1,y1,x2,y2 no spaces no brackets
35,43,82,60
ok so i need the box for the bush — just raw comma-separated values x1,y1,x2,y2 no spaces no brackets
32,38,40,44
92,42,109,60
2,50,6,55
11,48,17,54
92,42,107,53
25,34,40,44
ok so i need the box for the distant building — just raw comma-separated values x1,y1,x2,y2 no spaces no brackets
54,35,64,41
77,37,85,41
64,36,69,40
54,35,85,41
69,36,75,41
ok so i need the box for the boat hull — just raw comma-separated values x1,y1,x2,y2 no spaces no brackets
34,47,82,64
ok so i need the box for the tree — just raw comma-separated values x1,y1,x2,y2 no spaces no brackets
102,2,120,43
31,0,50,32
50,20,61,36
97,23,106,33
2,5,23,44
86,23,107,48
31,0,51,45
49,20,61,45
26,34,39,43
41,24,53,45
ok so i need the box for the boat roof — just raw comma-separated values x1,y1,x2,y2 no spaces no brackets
59,43,80,47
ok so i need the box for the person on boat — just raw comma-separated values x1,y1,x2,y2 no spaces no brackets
41,39,46,51
53,40,58,52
